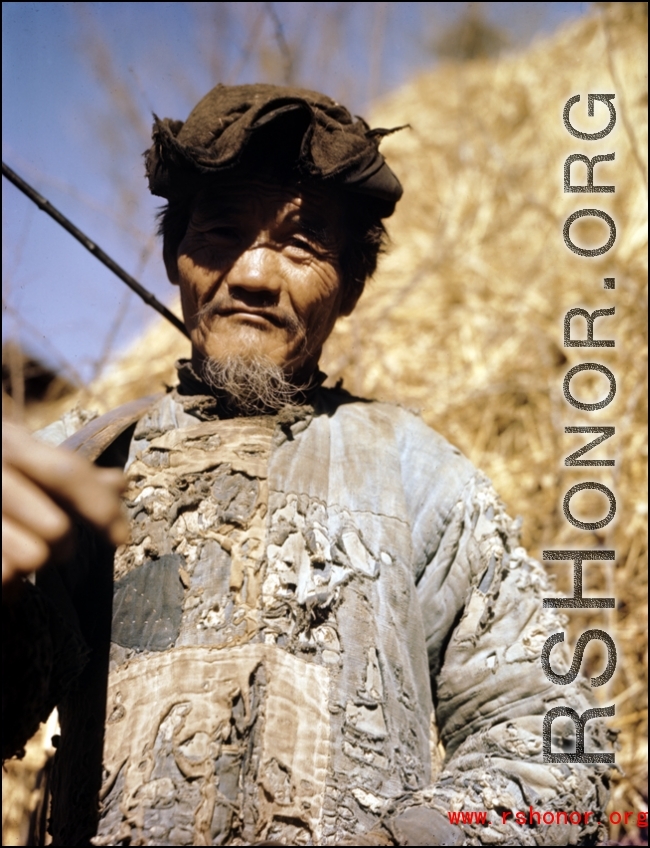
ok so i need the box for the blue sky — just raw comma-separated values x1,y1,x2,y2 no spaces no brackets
2,2,590,385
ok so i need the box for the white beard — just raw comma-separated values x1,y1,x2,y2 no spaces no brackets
200,355,306,415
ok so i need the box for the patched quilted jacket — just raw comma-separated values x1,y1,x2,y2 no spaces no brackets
4,380,611,846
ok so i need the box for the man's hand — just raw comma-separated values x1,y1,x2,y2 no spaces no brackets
2,421,129,589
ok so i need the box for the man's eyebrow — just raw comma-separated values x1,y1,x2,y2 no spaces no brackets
193,202,240,220
289,213,336,244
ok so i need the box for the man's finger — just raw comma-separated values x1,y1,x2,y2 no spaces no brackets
63,466,130,546
2,464,73,545
2,514,50,582
3,423,129,544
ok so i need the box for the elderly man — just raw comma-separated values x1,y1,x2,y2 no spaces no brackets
3,85,610,847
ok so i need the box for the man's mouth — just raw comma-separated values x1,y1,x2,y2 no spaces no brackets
217,307,282,327
195,301,302,334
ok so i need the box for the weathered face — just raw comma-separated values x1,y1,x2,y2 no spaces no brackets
165,179,356,381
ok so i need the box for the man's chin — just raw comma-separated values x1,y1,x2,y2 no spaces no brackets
198,354,308,416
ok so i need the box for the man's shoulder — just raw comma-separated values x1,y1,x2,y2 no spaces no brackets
34,394,163,460
37,387,474,482
316,385,476,475
318,385,467,449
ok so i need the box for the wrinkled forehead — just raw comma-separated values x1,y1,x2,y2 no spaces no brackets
190,177,345,232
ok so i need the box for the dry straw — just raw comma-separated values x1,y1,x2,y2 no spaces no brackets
5,3,647,844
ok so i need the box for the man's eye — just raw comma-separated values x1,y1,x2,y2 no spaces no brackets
288,237,322,255
197,225,242,243
207,227,239,239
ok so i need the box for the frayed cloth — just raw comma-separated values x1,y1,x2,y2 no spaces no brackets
144,83,405,216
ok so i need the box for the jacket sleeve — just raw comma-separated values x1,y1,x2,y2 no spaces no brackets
2,569,89,761
391,472,613,846
3,409,125,762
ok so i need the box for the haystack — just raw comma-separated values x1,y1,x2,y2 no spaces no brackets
5,4,647,844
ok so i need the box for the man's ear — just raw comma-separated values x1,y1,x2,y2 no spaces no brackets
338,285,362,318
163,240,179,285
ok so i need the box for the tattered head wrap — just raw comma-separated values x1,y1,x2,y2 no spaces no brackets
145,83,404,218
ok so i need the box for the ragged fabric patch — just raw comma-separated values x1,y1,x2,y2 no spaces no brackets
95,645,330,847
112,555,185,652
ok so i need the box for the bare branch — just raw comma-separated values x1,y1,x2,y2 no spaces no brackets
264,2,294,85
229,5,267,83
599,7,648,193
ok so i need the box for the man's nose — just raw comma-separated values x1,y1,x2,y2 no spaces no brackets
226,244,282,301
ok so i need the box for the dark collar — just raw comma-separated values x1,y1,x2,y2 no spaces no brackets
172,358,327,421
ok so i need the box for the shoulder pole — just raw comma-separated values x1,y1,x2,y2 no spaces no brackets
2,161,190,339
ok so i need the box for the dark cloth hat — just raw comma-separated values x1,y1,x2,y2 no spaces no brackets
144,83,404,217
